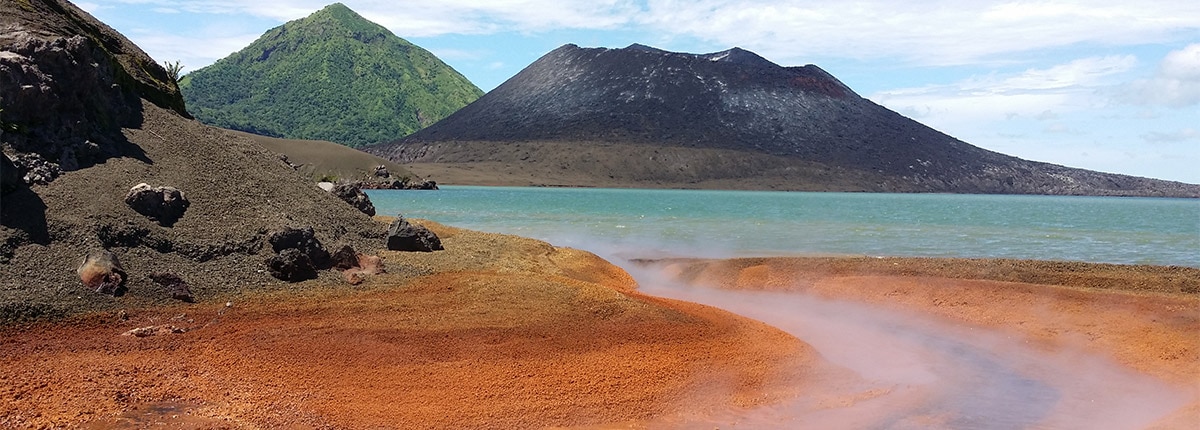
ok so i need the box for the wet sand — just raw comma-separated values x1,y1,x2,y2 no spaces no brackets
1,222,1196,428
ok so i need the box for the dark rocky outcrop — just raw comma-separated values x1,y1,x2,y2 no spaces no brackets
267,226,332,268
77,249,125,295
329,182,376,216
0,0,188,181
266,248,319,282
356,178,438,190
367,44,1199,197
1,154,21,194
386,217,442,252
124,183,189,227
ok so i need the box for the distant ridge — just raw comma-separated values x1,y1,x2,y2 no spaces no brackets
180,3,482,147
366,44,1198,196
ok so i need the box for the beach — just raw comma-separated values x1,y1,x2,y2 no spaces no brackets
2,219,1196,428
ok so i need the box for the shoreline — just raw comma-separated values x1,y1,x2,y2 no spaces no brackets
630,255,1200,296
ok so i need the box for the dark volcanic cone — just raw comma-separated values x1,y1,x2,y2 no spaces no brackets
367,44,1198,196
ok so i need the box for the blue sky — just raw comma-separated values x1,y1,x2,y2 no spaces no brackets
78,0,1200,184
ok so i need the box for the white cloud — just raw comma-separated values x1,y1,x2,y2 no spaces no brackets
1122,44,1200,108
124,30,261,72
1142,128,1200,143
96,1,1199,64
1162,44,1200,80
1034,110,1058,121
1043,123,1073,134
637,0,1200,67
107,0,640,37
870,56,1136,129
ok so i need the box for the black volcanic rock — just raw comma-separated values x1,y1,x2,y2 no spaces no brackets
367,44,1199,197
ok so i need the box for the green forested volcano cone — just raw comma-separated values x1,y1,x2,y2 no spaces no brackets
179,3,482,147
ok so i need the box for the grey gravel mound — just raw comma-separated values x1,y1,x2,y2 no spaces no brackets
0,0,388,324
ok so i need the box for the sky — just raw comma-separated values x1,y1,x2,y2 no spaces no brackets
76,0,1200,184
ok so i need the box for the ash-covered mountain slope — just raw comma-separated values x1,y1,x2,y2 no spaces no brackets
1,0,388,323
367,44,1198,196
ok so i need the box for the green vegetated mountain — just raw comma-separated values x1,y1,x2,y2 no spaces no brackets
179,3,482,147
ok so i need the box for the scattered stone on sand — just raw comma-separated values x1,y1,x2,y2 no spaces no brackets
124,183,190,227
77,249,126,295
121,325,186,337
266,248,317,282
373,165,389,178
148,273,194,302
11,152,61,185
386,217,443,252
316,181,335,192
328,182,376,216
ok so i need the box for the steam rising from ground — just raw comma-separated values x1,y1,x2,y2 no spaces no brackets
625,263,1188,429
497,228,1192,428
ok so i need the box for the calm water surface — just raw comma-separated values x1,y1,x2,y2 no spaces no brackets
368,186,1199,267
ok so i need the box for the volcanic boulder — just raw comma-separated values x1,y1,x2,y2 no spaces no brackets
267,227,331,266
267,248,319,282
386,217,442,252
124,183,190,227
77,249,126,295
265,227,331,281
329,182,376,216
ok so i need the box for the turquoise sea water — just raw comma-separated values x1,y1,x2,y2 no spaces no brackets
367,186,1200,267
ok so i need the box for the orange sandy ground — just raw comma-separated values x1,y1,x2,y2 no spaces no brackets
2,222,1197,429
0,222,822,429
655,258,1200,428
